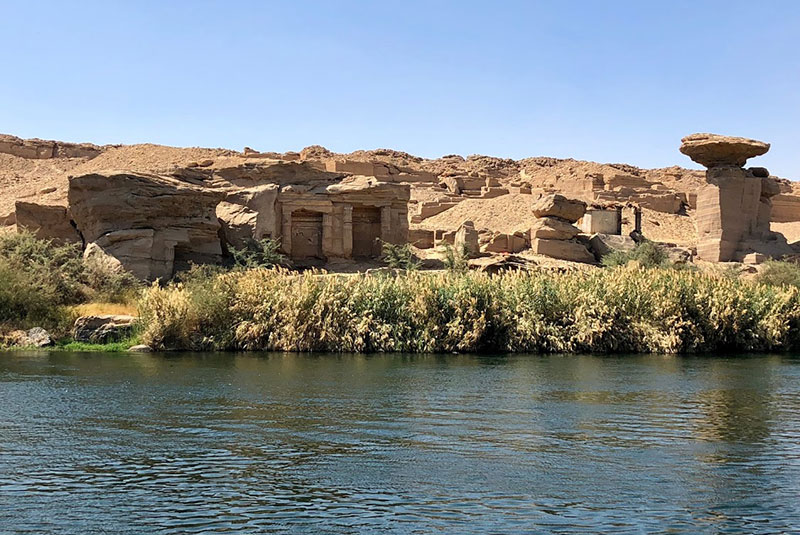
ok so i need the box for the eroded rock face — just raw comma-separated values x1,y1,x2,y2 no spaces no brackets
679,133,769,168
0,134,104,159
532,194,586,223
14,201,82,245
216,184,279,249
69,171,225,280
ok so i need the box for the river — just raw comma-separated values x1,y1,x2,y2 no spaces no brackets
1,352,799,533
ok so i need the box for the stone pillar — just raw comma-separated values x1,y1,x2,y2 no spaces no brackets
342,205,353,258
321,212,333,258
380,206,392,243
680,133,773,262
281,207,292,255
694,166,761,261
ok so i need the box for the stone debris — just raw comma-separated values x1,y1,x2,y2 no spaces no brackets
481,231,529,254
587,233,636,260
468,254,535,274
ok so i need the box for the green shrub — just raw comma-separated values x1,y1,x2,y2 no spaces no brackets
0,232,141,330
441,243,470,273
82,255,142,303
602,241,670,268
230,238,287,270
0,232,86,328
381,241,421,270
755,260,800,287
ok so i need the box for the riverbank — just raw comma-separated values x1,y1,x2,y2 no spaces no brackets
5,231,800,354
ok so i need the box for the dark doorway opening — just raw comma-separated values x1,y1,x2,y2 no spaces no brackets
352,206,382,259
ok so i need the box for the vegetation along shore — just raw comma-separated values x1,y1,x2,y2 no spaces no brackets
3,231,800,354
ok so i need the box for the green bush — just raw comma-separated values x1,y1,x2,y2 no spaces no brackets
0,232,141,330
441,243,470,273
602,241,670,268
755,260,800,288
230,238,287,270
0,232,85,327
381,241,421,270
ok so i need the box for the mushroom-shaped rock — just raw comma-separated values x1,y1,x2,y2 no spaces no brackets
679,133,769,168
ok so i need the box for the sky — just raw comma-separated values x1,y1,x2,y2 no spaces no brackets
1,1,799,177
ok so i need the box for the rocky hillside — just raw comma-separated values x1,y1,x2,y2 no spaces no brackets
2,132,798,247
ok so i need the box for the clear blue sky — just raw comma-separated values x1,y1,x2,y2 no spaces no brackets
2,1,799,177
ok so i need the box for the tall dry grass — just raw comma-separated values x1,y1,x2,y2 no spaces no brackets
137,265,800,353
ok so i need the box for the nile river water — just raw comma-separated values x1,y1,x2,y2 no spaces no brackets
1,352,799,534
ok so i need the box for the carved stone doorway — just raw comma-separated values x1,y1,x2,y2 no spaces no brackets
351,206,382,259
290,209,323,260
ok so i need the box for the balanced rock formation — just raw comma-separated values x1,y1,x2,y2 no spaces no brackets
679,133,770,169
68,171,225,280
681,133,792,262
529,194,594,262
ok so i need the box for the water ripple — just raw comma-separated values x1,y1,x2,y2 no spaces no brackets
1,352,799,533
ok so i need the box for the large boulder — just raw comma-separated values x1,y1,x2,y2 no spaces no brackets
532,194,586,223
73,315,137,344
531,238,596,263
680,133,769,168
68,171,226,280
530,216,579,240
14,201,81,244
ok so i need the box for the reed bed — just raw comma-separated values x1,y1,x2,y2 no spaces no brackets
137,266,800,353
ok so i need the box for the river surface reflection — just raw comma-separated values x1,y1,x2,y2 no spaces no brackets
1,352,799,533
